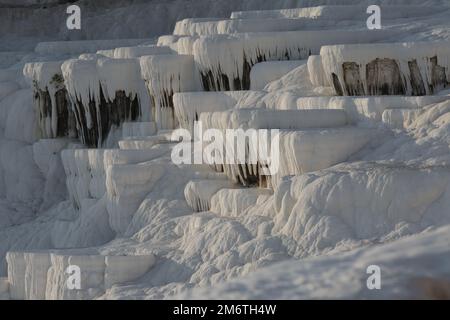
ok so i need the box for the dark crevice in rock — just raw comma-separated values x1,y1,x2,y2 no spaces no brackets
331,73,344,96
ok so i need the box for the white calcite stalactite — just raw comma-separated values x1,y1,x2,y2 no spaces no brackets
193,30,398,91
23,62,77,139
320,42,450,96
62,57,151,147
32,86,76,139
140,54,201,130
199,109,349,187
62,59,100,147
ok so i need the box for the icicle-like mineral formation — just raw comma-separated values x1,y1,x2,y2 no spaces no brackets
140,54,201,130
193,30,398,91
62,57,151,147
23,62,77,139
320,42,450,96
199,109,349,186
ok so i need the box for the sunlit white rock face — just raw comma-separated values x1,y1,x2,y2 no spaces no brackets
5,251,155,300
177,224,450,299
1,0,450,301
273,162,450,255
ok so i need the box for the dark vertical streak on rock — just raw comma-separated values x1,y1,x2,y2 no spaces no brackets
408,59,426,96
71,88,141,148
33,86,76,139
430,56,448,94
331,73,344,96
198,49,311,91
366,58,405,95
343,62,365,96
